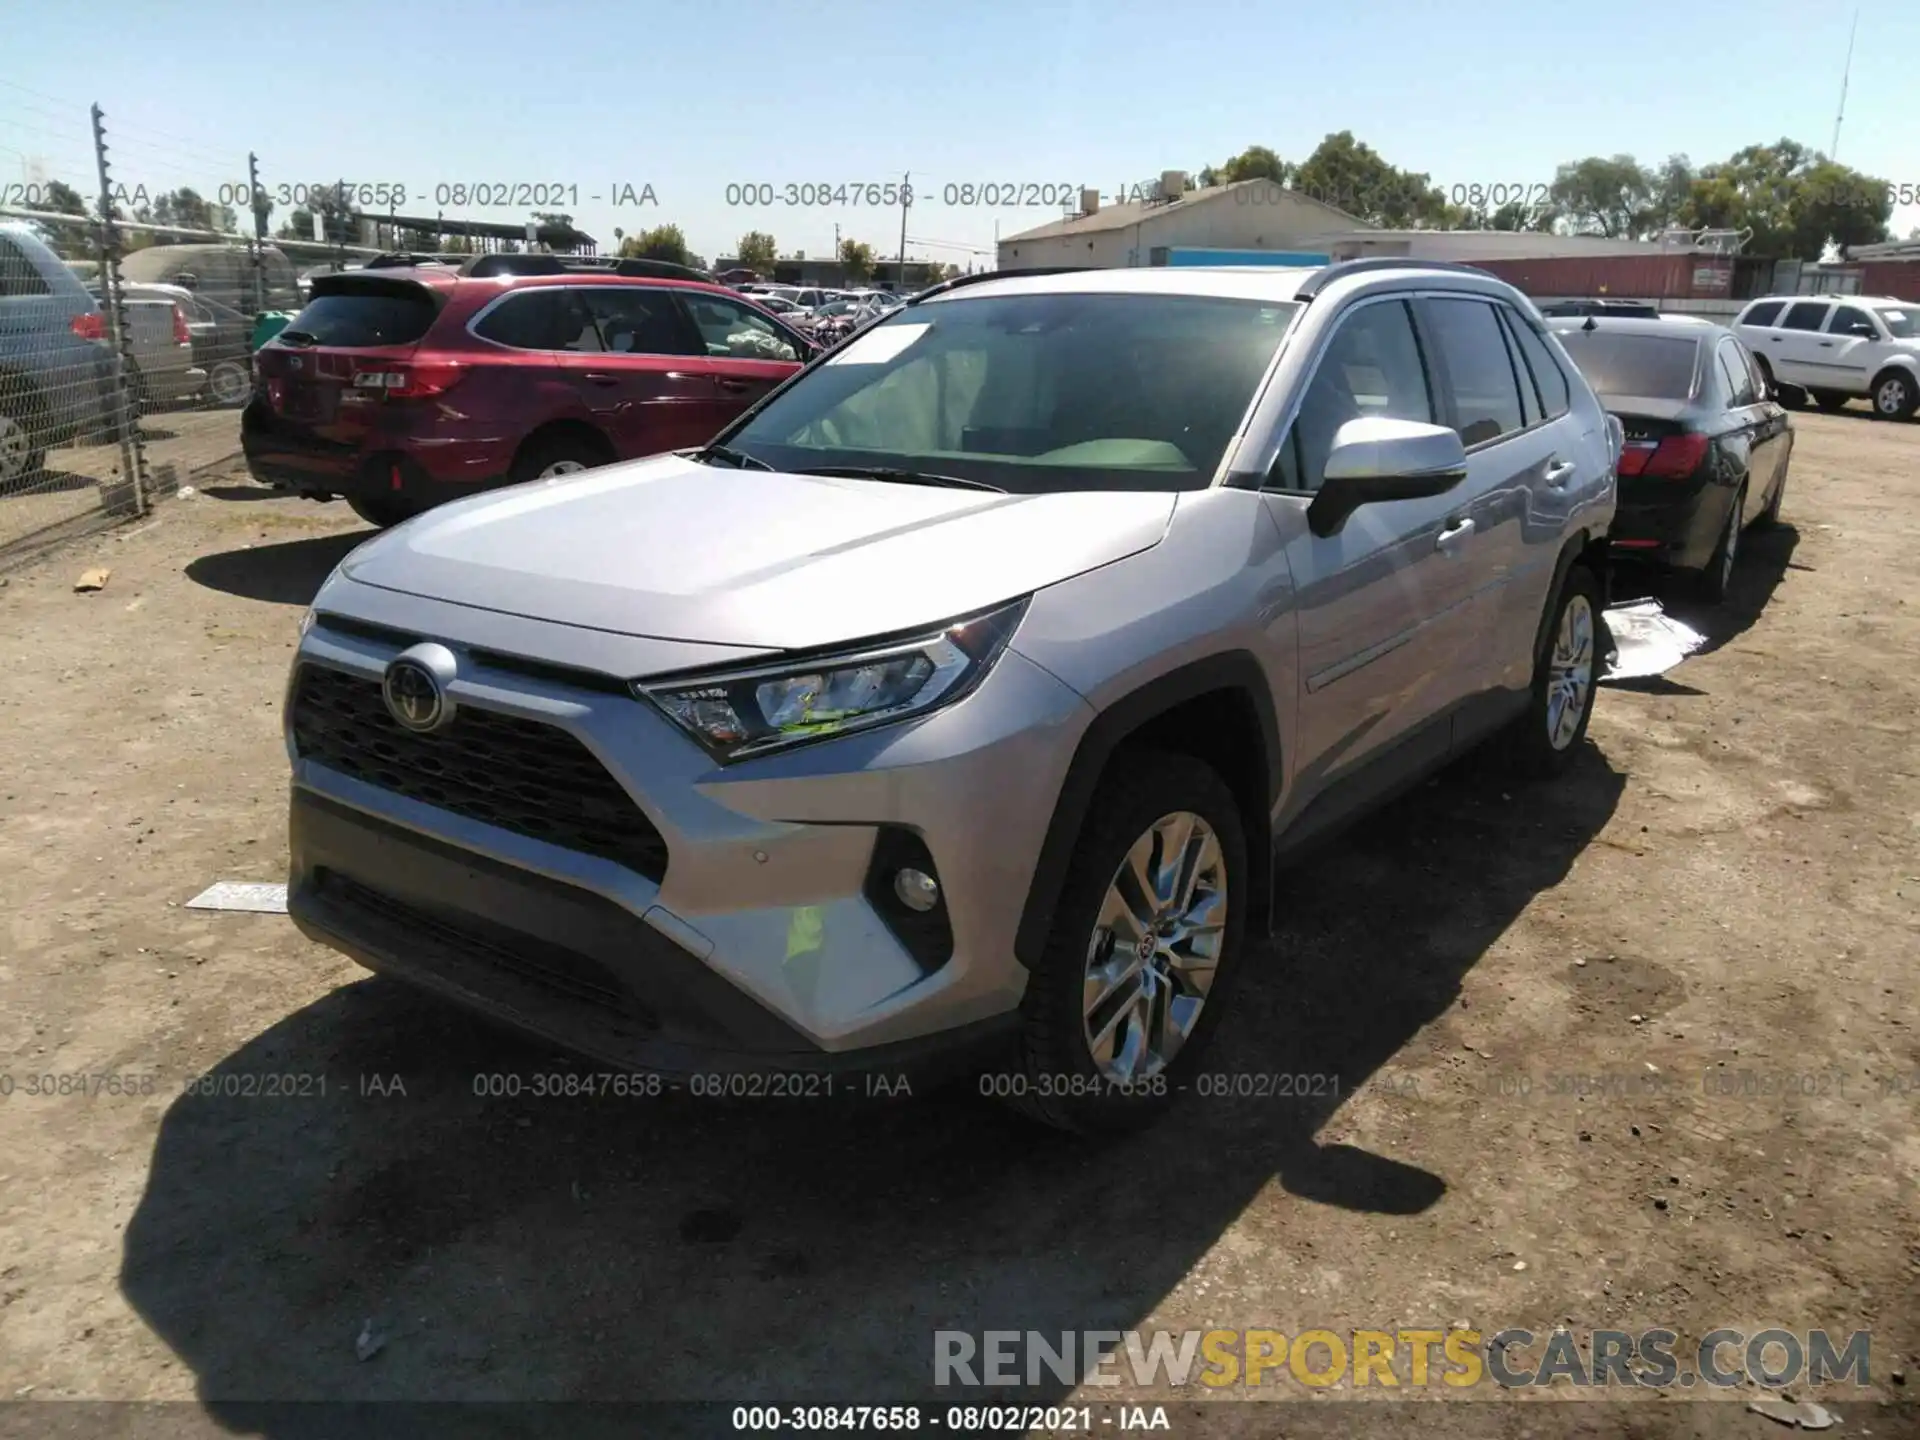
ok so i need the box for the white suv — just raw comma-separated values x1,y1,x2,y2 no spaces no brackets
1732,294,1920,420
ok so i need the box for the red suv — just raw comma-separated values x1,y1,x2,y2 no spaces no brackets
242,259,815,527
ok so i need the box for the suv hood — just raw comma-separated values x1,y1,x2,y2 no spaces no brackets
340,453,1175,649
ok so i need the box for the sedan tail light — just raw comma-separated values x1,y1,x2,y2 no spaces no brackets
350,362,466,399
1617,432,1709,479
172,304,191,345
71,312,108,341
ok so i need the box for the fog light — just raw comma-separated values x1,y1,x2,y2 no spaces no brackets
893,867,940,912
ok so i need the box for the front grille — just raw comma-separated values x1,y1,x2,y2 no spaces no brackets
291,663,669,881
317,872,658,1027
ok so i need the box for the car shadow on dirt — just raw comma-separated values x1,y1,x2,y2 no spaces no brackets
1612,521,1799,661
185,531,367,607
1,467,99,498
118,745,1622,1417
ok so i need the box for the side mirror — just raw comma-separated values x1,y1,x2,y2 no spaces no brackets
1307,417,1468,538
1848,322,1877,338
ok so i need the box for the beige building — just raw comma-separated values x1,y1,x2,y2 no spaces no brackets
1301,229,1689,262
997,178,1370,271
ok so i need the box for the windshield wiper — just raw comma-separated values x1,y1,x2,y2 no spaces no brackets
795,465,1004,493
690,443,772,471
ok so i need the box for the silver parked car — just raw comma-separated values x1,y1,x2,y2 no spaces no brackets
285,260,1619,1133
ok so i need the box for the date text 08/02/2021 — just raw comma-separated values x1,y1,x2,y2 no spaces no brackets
207,181,658,211
730,1405,1169,1432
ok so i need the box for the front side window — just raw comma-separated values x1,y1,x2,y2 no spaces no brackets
1741,300,1785,328
726,290,1301,494
1424,297,1525,446
680,293,802,361
1271,298,1433,493
1780,301,1832,332
1827,305,1879,338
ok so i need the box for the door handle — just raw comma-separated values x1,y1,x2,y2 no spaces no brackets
581,372,620,386
1544,458,1578,488
1435,517,1475,552
1818,341,1833,348
715,377,751,393
1768,336,1781,342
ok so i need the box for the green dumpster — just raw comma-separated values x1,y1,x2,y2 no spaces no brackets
251,311,296,350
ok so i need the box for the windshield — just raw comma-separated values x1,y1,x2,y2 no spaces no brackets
1554,329,1701,401
1875,306,1918,339
722,290,1299,494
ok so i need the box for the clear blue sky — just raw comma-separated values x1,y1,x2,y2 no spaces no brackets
5,0,1916,264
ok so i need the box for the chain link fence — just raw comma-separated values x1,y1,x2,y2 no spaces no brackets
1,102,401,561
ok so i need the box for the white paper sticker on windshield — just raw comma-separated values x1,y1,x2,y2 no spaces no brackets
826,323,930,365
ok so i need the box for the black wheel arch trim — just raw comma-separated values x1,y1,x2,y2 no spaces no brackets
1012,651,1281,969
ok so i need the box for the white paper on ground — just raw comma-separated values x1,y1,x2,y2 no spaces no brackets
1600,599,1707,682
185,882,289,913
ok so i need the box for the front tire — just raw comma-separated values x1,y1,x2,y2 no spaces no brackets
1870,369,1918,421
510,431,611,484
1811,390,1851,413
1505,563,1602,779
0,378,49,487
1005,751,1249,1134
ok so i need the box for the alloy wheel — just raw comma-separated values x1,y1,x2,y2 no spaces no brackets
0,413,28,485
1876,376,1911,417
537,459,589,479
209,361,251,407
1081,811,1228,1083
1546,592,1596,752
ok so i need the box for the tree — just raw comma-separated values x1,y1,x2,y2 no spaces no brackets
1547,155,1665,239
1682,140,1890,258
440,233,476,254
736,230,778,274
274,180,363,245
36,179,92,256
150,187,236,243
1219,146,1289,186
1195,165,1220,189
1292,131,1451,226
618,223,689,264
839,238,875,282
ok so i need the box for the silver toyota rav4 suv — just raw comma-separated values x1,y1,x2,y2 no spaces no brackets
287,259,1620,1132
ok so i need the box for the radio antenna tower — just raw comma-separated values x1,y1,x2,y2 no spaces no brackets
1830,8,1859,160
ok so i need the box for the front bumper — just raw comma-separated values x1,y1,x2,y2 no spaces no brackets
286,581,1094,1069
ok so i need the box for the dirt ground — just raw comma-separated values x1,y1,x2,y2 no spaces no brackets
0,414,1916,1440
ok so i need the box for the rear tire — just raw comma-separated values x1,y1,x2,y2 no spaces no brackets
1505,563,1603,779
1775,384,1809,410
1003,751,1250,1135
1811,390,1851,412
0,376,50,487
1758,469,1787,528
1870,369,1918,421
1695,486,1745,605
346,494,422,528
510,430,612,484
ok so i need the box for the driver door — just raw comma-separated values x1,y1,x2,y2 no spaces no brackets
1259,296,1471,807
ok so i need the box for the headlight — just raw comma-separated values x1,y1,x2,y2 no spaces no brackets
637,598,1028,762
298,605,317,638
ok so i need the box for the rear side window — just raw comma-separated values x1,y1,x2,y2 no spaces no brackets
1779,301,1831,332
1740,300,1784,327
580,287,701,355
1507,314,1573,419
1716,342,1756,405
473,290,601,352
1555,330,1701,400
0,236,52,298
1423,298,1526,446
286,287,437,346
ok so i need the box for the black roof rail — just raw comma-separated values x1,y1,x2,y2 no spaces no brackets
905,266,1095,306
1294,256,1496,301
460,252,566,278
608,257,714,283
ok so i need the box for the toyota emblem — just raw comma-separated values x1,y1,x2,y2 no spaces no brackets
382,657,446,732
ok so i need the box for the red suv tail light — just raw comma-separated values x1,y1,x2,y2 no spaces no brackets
350,362,466,400
172,304,191,345
1617,432,1709,479
71,312,108,341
